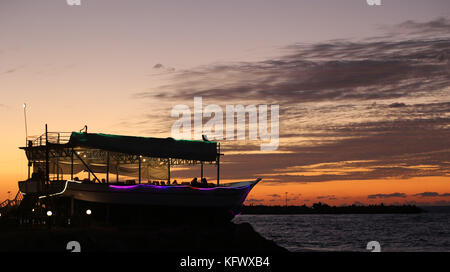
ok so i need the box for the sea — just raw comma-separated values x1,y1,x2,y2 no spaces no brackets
233,207,450,252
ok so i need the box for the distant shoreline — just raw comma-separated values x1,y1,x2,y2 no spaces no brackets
241,203,423,214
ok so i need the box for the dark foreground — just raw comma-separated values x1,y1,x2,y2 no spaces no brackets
0,221,287,252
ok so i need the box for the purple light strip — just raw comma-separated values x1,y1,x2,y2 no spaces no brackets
108,183,252,191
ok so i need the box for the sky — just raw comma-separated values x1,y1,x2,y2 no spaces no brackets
0,0,449,206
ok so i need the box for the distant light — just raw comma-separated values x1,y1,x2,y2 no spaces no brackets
47,211,52,216
0,213,2,217
86,209,92,215
83,155,86,158
77,152,81,155
23,103,26,109
32,208,35,212
143,159,146,162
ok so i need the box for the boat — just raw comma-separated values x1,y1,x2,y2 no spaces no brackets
18,125,261,222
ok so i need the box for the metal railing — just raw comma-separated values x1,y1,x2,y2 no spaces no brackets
27,132,72,147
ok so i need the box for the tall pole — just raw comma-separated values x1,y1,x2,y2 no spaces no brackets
23,103,28,146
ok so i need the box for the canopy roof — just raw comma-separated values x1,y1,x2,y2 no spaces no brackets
67,132,218,161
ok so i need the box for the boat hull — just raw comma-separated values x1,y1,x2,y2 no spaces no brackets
19,179,260,220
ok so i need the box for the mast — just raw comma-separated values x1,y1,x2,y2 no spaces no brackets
23,103,28,146
24,104,30,179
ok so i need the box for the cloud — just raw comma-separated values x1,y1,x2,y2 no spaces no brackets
245,198,264,203
317,195,336,200
151,63,175,73
414,192,440,197
267,194,281,198
139,39,449,104
130,18,450,184
388,102,406,108
1,66,22,75
394,17,450,36
414,192,450,197
368,193,407,199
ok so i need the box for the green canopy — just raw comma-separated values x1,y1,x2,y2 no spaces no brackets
67,132,218,161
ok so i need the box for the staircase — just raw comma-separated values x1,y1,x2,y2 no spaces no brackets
0,191,24,216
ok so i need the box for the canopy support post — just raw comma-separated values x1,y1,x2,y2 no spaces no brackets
217,143,220,185
201,161,203,180
70,148,74,180
106,152,110,184
56,156,59,181
138,156,142,184
45,124,49,185
116,161,119,182
27,141,32,180
167,158,171,183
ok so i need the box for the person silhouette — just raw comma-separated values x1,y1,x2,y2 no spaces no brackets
191,177,198,186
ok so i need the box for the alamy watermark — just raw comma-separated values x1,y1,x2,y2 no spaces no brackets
66,241,81,252
66,0,81,6
366,0,381,6
366,241,381,252
171,97,279,151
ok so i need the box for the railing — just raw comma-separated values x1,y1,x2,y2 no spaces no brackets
27,132,72,147
0,191,23,211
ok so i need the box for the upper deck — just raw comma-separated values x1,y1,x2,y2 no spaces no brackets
21,127,222,186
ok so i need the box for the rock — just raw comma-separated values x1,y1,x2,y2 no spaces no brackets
0,222,287,252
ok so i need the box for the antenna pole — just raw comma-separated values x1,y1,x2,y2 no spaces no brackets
23,103,28,146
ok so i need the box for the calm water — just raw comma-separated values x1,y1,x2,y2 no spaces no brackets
233,209,450,252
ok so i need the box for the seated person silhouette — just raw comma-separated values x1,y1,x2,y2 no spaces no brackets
201,178,208,187
190,177,198,187
172,179,178,185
